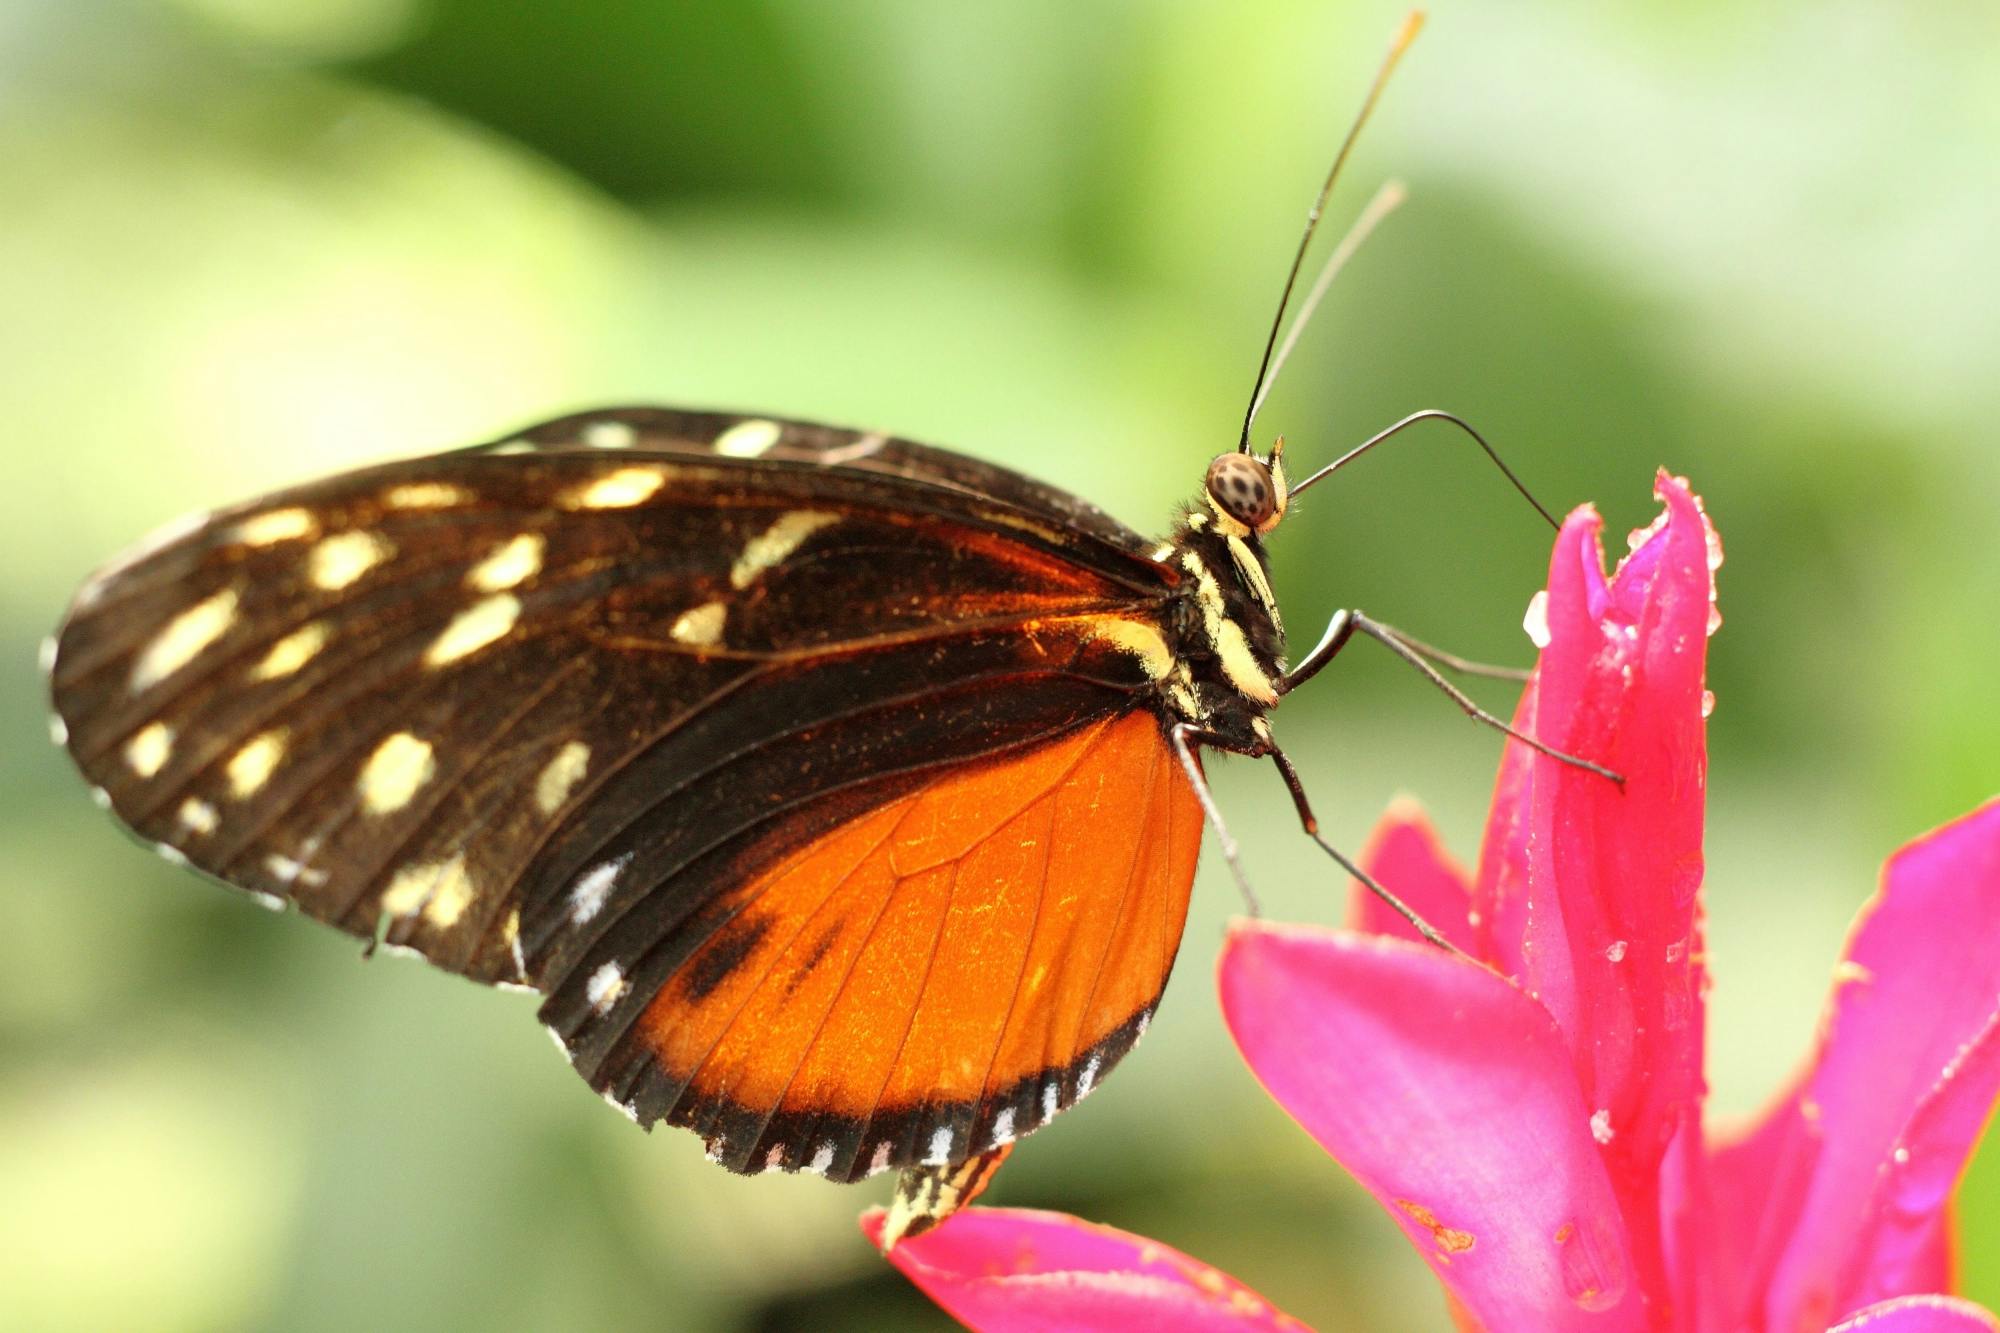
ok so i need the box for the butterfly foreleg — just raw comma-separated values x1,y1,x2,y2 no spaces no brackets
1168,721,1263,918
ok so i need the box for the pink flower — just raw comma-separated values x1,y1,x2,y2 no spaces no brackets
869,475,2000,1332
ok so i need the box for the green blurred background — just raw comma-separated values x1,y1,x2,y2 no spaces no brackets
4,2,1997,1329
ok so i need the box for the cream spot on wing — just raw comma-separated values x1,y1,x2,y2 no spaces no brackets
1077,1053,1102,1098
502,906,525,978
357,731,436,815
808,1142,836,1175
586,961,628,1014
990,1108,1017,1147
569,854,628,924
563,465,666,509
582,419,636,449
232,507,318,547
39,635,58,676
534,741,591,815
466,533,544,593
423,864,476,928
669,599,727,647
123,721,174,778
177,797,219,836
424,593,520,667
47,715,68,746
924,1126,953,1166
869,1141,893,1175
381,853,469,919
1089,619,1173,681
226,728,286,798
250,621,331,681
132,588,239,691
489,439,536,456
384,481,473,509
308,531,393,590
819,431,888,466
729,511,839,589
712,418,782,459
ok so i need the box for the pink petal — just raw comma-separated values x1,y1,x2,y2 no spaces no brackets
1471,475,1718,1305
1346,800,1480,954
1219,920,1644,1328
1743,800,2000,1329
863,1207,1303,1332
1827,1295,2000,1333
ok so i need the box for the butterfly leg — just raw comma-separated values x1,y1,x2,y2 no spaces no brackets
1280,608,1623,786
1265,745,1473,961
1168,721,1263,918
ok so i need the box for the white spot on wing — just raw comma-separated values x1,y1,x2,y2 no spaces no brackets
669,599,727,647
924,1126,954,1166
818,431,888,466
712,418,782,459
250,621,330,680
1077,1054,1102,1099
48,715,68,746
153,842,188,867
1040,1079,1060,1124
424,593,520,666
177,798,218,836
564,465,666,509
132,587,240,691
39,635,59,676
869,1141,893,1175
586,962,627,1014
308,531,393,590
231,507,318,547
265,852,326,888
809,1141,836,1176
226,729,287,798
357,731,436,815
582,419,637,449
534,741,591,815
990,1108,1017,1147
569,854,628,924
729,511,839,589
124,721,174,778
466,533,544,593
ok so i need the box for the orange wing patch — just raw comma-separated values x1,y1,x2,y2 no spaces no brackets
636,709,1202,1179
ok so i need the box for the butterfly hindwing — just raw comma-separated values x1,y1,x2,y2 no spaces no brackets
50,410,1201,1174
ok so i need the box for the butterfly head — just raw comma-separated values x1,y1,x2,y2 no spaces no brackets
1203,439,1289,539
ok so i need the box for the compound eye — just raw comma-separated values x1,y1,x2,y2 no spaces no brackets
1204,453,1277,529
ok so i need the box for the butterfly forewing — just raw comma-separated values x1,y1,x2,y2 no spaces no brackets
51,410,1201,1176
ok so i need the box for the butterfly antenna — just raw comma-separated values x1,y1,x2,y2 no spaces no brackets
1289,409,1563,532
1237,9,1426,454
1245,178,1406,431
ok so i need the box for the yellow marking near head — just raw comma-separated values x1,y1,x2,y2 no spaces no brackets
467,534,544,593
251,621,331,681
713,419,782,459
1214,619,1279,706
124,722,174,778
309,531,393,590
1087,618,1174,681
177,797,219,835
233,507,318,547
384,481,474,509
226,729,287,798
564,466,666,509
357,731,436,815
670,599,728,647
730,511,839,589
131,588,240,691
534,741,591,815
424,593,521,667
1224,533,1281,632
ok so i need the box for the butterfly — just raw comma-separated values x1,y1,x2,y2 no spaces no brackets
44,10,1604,1245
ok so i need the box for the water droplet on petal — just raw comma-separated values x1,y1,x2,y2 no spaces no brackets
1700,689,1716,718
1892,1145,1910,1165
1553,1216,1627,1311
1604,939,1627,963
1523,590,1551,649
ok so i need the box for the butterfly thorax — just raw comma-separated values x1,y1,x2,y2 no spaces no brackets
1150,508,1287,749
